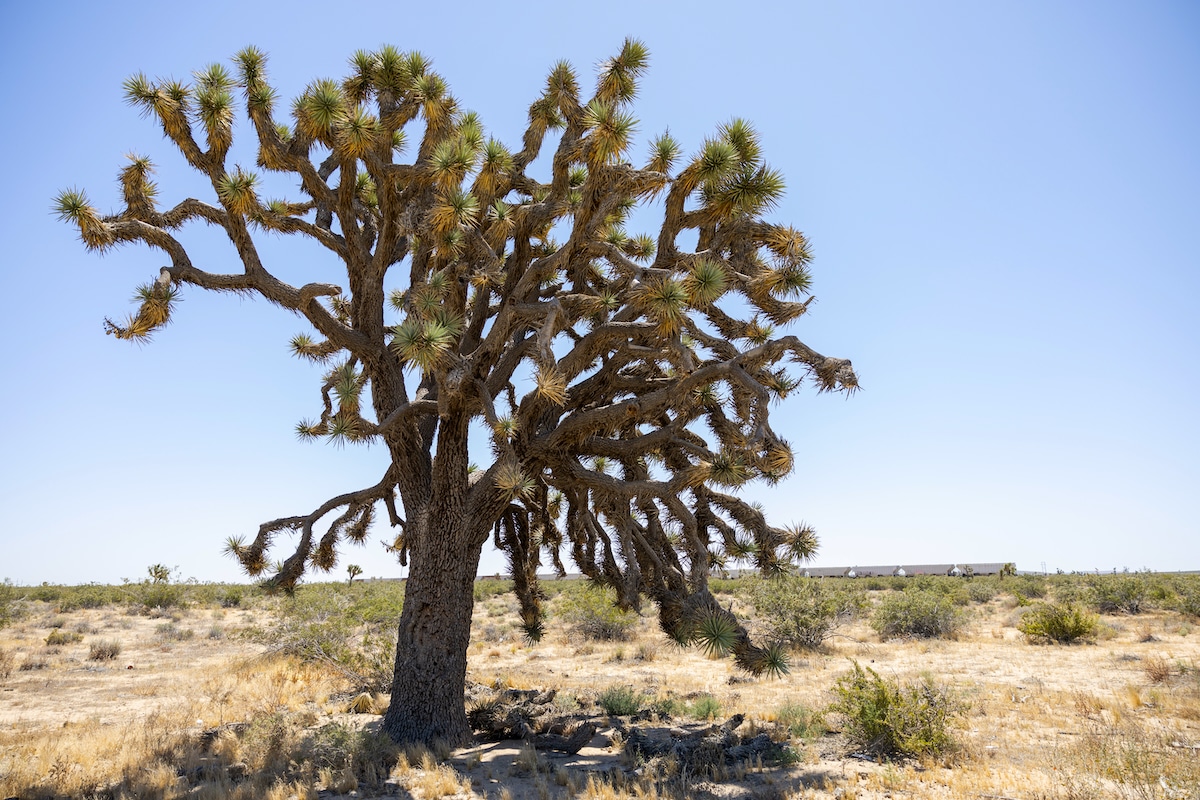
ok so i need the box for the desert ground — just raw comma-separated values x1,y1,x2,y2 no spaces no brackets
1,574,1198,799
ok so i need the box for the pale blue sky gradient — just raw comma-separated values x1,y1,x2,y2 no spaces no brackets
1,1,1197,584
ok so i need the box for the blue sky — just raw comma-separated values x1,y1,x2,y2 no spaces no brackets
1,0,1197,584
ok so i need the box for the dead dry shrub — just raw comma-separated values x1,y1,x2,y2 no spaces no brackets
1144,655,1173,684
88,639,122,660
0,647,14,679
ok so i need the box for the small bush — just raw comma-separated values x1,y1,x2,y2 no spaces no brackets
556,586,637,642
966,582,997,604
154,622,195,641
634,642,658,662
649,695,683,718
904,576,969,606
88,639,122,660
776,703,827,741
598,685,643,716
45,629,83,646
689,694,722,721
136,582,185,612
871,590,967,639
1,580,28,629
745,577,864,650
1018,602,1098,643
1144,656,1173,684
1009,574,1049,600
473,578,513,602
1174,580,1200,618
0,647,14,679
829,661,965,759
1089,574,1149,614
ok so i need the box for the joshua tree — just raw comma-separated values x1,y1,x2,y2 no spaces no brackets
346,564,363,586
57,41,857,746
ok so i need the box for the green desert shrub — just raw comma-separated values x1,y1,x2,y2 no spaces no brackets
45,629,83,646
649,695,684,718
904,576,970,606
871,590,967,639
1018,602,1098,643
56,584,124,612
966,581,997,604
556,585,637,642
136,581,186,611
1009,574,1049,600
745,576,864,650
0,580,25,629
473,577,513,602
1173,577,1200,618
300,720,401,783
776,703,827,741
1088,574,1149,614
829,661,965,759
598,685,643,716
688,693,721,721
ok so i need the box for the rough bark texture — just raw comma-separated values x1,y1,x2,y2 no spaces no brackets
383,524,482,745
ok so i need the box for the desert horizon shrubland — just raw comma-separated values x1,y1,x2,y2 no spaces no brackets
1,570,1199,798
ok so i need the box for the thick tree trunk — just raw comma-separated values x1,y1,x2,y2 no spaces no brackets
381,516,484,746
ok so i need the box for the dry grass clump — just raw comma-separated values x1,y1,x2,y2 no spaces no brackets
389,746,471,797
88,638,122,660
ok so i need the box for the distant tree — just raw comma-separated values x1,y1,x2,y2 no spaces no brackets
147,564,173,585
1000,563,1017,580
346,564,363,586
57,41,856,745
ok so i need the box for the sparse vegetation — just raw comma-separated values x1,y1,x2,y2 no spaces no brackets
0,580,24,629
2,572,1199,799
